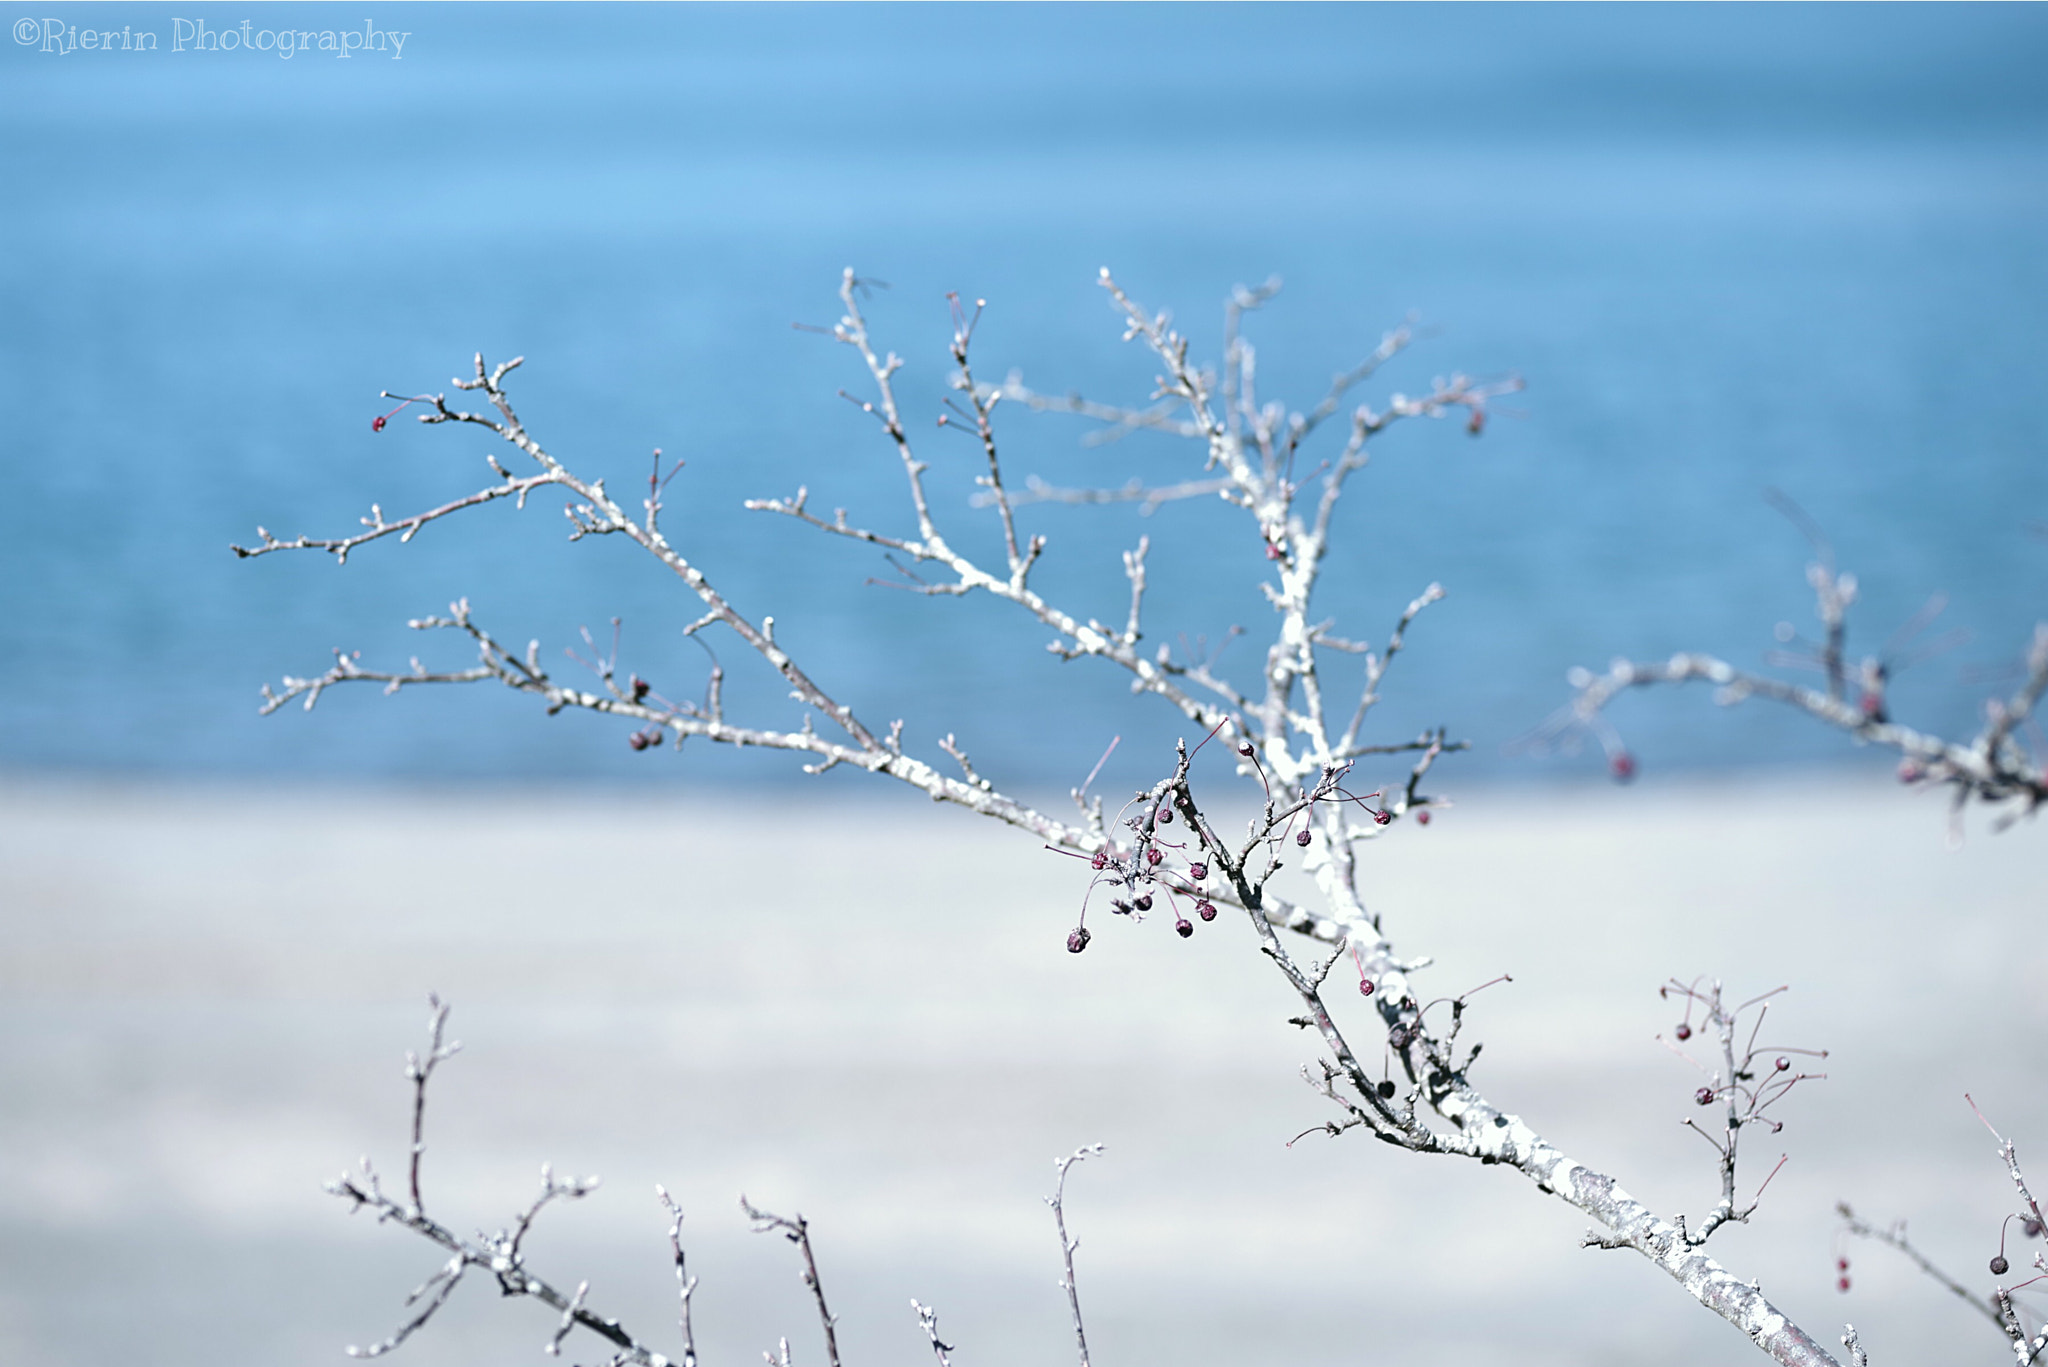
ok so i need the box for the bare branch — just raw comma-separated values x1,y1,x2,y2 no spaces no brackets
261,270,1860,1367
657,1187,699,1367
1838,1202,2004,1330
232,469,564,566
405,993,459,1214
741,1199,841,1367
1339,584,1446,756
911,1300,953,1367
992,373,1205,443
1652,980,1825,1248
1047,1145,1103,1367
345,1255,463,1359
327,1002,663,1367
1545,524,2046,821
975,473,1230,514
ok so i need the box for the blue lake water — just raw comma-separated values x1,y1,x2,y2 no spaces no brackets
3,2,2045,792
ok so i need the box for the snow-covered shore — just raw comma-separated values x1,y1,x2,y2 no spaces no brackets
1,773,2040,1366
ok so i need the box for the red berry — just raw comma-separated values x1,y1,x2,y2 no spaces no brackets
1991,1255,2010,1276
1675,1024,1692,1041
1155,806,1173,825
1695,1087,1714,1106
1836,1258,1849,1272
1610,752,1636,782
370,415,387,432
1146,848,1163,866
1295,829,1312,847
1376,1079,1396,1099
1174,918,1193,939
1837,1276,1850,1293
1415,810,1431,826
1265,543,1282,561
1133,894,1152,912
1775,1057,1790,1071
1358,978,1375,997
2024,1217,2044,1238
1195,900,1216,922
628,732,650,751
1066,928,1090,954
1090,851,1108,870
1372,809,1391,827
1466,409,1486,437
1189,862,1208,881
1238,742,1256,758
631,676,651,701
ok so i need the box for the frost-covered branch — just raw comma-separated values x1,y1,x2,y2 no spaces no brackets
1047,1144,1102,1367
328,998,668,1367
1080,737,1847,1365
1541,507,2047,824
244,269,1505,947
1836,1100,2048,1364
333,1000,1126,1367
256,270,1861,1364
739,1199,841,1367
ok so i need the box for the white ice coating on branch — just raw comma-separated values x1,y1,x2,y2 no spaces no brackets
251,271,1855,1363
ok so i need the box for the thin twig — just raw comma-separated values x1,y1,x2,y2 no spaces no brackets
741,1199,841,1367
1048,1145,1103,1367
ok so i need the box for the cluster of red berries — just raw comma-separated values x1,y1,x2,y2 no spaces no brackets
1070,797,1214,952
622,676,664,750
1836,1255,1850,1293
1065,748,1420,954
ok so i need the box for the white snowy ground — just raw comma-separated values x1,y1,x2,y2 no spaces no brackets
0,773,2041,1367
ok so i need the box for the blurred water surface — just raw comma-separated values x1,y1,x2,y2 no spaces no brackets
2,3,2045,789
